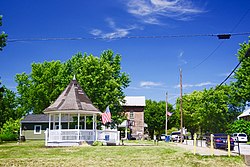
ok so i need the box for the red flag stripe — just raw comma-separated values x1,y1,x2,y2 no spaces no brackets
102,106,111,124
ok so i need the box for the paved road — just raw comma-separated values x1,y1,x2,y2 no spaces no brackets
173,140,250,156
233,142,250,155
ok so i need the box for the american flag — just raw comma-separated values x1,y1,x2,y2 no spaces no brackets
102,106,111,124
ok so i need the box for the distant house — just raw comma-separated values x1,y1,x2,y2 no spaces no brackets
20,114,73,140
119,96,146,139
238,108,250,121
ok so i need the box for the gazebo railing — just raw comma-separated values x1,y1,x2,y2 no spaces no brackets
48,129,95,141
47,129,120,144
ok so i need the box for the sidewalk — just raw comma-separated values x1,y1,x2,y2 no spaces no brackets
172,142,239,156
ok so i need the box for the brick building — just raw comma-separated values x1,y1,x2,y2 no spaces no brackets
121,96,146,139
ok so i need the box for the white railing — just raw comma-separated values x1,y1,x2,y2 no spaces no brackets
47,129,120,144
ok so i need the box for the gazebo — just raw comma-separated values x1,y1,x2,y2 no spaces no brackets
44,77,120,146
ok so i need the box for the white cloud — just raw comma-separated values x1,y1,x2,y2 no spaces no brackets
126,0,204,24
140,81,163,87
178,51,187,66
90,18,140,39
102,26,136,39
106,18,116,29
90,29,102,36
144,17,162,25
127,86,141,90
175,81,214,88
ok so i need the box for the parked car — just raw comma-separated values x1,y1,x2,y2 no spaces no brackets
160,134,166,141
170,131,184,142
206,133,234,150
232,133,248,143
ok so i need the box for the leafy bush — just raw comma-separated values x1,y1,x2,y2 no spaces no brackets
92,141,103,146
0,132,18,141
0,118,20,141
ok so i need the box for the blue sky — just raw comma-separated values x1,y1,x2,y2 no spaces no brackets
0,0,250,104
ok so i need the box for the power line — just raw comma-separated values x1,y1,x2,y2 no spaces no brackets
230,8,250,33
201,48,250,98
172,48,250,106
191,41,224,70
7,32,250,43
190,8,250,70
216,48,250,89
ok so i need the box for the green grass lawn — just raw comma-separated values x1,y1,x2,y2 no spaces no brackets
0,140,246,167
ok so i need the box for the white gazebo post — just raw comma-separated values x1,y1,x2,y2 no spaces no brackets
67,113,70,129
94,115,98,141
53,114,56,129
59,113,61,141
92,114,98,141
84,116,86,130
77,113,80,141
48,114,51,141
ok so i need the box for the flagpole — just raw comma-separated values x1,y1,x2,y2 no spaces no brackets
180,68,183,143
165,92,168,135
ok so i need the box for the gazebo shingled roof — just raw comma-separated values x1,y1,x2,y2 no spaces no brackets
43,78,101,114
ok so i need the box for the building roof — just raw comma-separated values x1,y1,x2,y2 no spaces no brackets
238,108,250,119
122,96,146,107
21,114,73,123
44,78,101,114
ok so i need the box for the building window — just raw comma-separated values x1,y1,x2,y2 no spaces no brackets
34,125,42,134
130,112,134,120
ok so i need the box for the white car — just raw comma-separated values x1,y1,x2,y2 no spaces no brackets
232,133,248,143
170,131,184,142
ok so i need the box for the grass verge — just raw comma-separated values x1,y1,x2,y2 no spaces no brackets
0,140,245,167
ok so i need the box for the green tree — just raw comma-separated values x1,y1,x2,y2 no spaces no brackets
175,85,238,136
15,50,130,125
64,51,130,112
201,87,232,133
16,61,64,114
227,119,250,141
0,15,9,126
0,15,7,51
144,100,175,138
0,86,20,128
231,39,250,106
176,91,203,138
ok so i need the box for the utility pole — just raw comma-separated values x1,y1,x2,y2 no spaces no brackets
180,68,183,143
165,92,168,135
